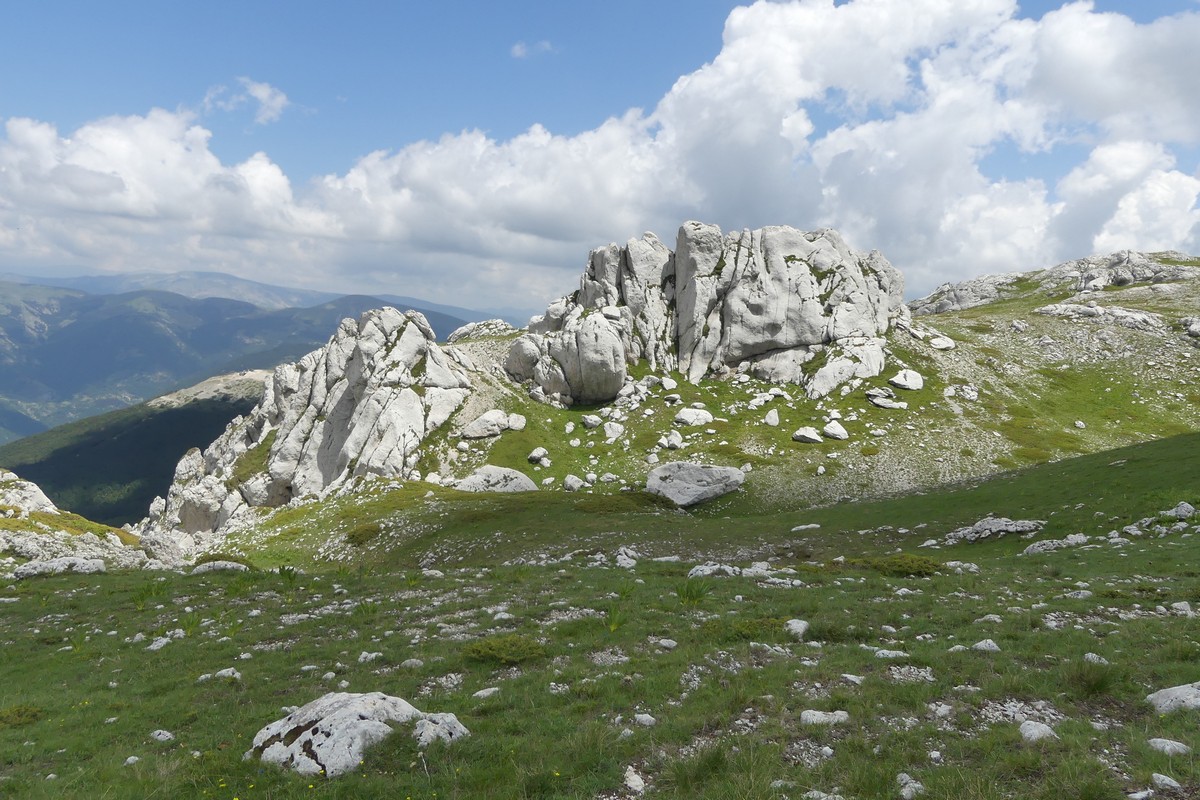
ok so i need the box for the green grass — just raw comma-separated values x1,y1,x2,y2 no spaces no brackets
1,430,1197,798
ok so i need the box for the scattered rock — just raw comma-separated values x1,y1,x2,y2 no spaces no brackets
792,426,823,443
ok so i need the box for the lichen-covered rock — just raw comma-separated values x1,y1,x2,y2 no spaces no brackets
509,223,905,403
244,692,469,778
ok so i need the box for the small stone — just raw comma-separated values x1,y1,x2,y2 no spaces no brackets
150,730,174,742
800,710,849,725
1148,737,1190,756
1019,720,1058,742
786,619,810,641
634,713,657,727
124,756,140,766
972,639,1001,652
1152,773,1182,790
624,765,645,794
472,688,500,700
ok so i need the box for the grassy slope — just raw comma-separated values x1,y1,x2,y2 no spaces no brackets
0,397,256,526
2,431,1198,799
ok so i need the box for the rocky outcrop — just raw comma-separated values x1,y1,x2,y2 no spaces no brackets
1,468,152,577
913,250,1200,315
0,468,58,514
134,309,472,554
509,223,905,404
245,692,469,778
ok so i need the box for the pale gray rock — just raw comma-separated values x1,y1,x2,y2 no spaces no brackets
822,420,849,440
563,474,585,492
527,447,549,463
135,309,471,549
1019,720,1057,742
674,408,714,426
190,560,250,575
509,223,904,403
763,409,780,427
800,710,849,725
461,409,512,439
889,369,924,391
786,619,810,641
646,462,745,507
1148,738,1190,756
1147,681,1200,713
456,466,538,494
446,319,516,343
13,557,105,580
150,730,175,742
792,426,823,443
0,468,59,514
944,517,1044,545
245,692,469,777
1153,773,1183,790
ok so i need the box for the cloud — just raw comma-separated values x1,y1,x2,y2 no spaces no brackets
201,78,290,125
2,1,1200,314
238,78,290,125
510,40,554,59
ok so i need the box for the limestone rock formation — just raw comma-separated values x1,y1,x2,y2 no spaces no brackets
134,309,472,555
0,467,58,514
509,223,905,404
913,250,1200,316
245,692,469,778
456,465,538,493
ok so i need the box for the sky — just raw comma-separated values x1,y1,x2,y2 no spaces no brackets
1,0,1198,317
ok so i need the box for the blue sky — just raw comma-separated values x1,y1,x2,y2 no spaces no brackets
1,1,1198,314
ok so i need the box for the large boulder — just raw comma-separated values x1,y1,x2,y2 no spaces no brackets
456,465,538,493
508,223,904,403
245,692,469,778
645,462,745,507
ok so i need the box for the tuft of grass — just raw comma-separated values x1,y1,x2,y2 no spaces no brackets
675,578,713,607
1061,658,1123,699
462,633,546,665
346,521,383,547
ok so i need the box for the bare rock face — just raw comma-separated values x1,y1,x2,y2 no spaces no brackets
509,223,904,403
134,309,472,553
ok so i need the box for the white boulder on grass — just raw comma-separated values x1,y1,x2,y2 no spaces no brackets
1019,720,1058,742
786,619,810,641
1148,738,1190,756
889,369,924,390
674,408,714,426
645,462,744,507
822,420,849,440
801,710,849,725
792,426,823,443
456,465,537,493
245,692,469,778
1146,681,1200,713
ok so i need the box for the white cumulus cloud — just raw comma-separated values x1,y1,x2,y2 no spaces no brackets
2,1,1200,313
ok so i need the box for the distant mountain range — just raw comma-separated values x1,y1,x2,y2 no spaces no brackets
0,272,494,443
